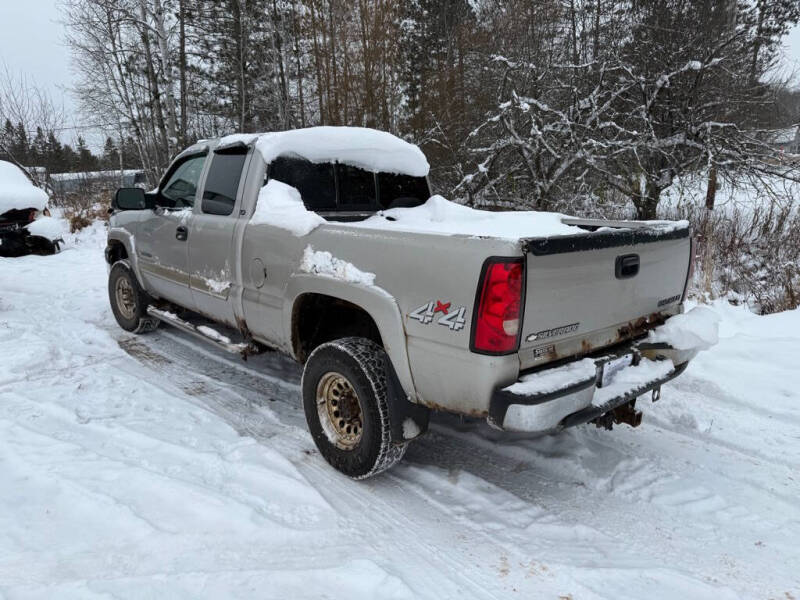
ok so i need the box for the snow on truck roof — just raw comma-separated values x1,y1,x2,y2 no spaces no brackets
216,126,430,177
0,160,49,214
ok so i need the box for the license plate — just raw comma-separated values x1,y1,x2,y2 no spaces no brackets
601,354,634,387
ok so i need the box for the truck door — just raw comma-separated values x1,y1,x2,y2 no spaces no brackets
187,146,251,327
136,153,207,309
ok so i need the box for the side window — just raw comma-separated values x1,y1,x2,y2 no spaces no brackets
269,157,336,210
377,173,430,209
337,164,376,208
161,155,206,208
202,150,248,216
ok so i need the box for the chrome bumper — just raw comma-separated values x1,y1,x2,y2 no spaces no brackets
489,343,694,434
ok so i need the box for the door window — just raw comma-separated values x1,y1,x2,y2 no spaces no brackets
161,155,206,208
269,157,337,210
202,150,248,216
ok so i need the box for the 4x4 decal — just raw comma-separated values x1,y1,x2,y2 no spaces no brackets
409,300,467,331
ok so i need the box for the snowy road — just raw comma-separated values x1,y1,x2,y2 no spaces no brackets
1,225,799,599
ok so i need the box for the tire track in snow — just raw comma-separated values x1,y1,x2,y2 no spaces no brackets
120,327,779,599
116,332,544,599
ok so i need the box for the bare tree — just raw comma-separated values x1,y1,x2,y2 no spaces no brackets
0,63,65,185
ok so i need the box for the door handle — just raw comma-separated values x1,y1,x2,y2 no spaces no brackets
176,225,188,241
615,254,639,279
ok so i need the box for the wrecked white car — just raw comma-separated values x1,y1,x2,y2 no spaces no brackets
0,160,62,257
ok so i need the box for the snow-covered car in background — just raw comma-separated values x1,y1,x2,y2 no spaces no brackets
0,160,63,257
105,126,717,479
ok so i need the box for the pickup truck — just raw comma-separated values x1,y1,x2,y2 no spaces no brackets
106,126,711,479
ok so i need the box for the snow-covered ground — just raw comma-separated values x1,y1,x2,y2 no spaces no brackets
1,224,798,599
660,170,800,214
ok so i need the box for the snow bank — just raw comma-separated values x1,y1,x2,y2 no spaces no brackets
219,126,430,177
649,306,720,351
0,160,49,213
350,195,592,239
250,179,325,236
2,224,800,598
26,215,66,241
300,245,376,285
504,359,596,396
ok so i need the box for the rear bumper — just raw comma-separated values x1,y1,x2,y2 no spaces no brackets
489,343,694,434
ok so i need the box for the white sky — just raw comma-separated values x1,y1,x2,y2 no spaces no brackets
0,0,91,146
1,1,800,153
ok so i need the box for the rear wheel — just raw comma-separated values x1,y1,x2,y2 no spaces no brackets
302,337,407,479
108,261,159,333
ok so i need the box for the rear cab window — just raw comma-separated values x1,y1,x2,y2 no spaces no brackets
336,164,377,209
267,156,430,220
269,157,336,210
377,172,431,209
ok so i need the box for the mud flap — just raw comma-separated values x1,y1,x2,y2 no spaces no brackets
383,356,430,444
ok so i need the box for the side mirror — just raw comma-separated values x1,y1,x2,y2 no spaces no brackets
113,187,148,211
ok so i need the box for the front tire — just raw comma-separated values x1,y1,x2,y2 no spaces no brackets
302,337,407,479
108,261,159,333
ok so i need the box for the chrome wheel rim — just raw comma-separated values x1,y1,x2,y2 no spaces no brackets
316,371,363,450
115,277,137,320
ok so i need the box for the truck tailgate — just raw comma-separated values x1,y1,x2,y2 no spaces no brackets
518,222,691,368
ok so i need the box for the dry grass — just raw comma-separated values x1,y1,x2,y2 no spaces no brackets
53,185,113,233
667,204,800,314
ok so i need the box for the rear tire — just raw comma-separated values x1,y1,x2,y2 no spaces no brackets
302,337,407,479
108,261,159,334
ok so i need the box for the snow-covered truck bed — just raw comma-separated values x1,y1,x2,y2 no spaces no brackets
105,126,714,478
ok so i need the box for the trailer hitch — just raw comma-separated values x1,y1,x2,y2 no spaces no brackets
592,400,643,430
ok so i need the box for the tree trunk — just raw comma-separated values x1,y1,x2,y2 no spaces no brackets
139,1,169,163
705,165,718,210
593,0,601,60
271,0,291,128
179,0,187,145
309,1,326,124
702,166,718,296
634,182,661,220
749,1,765,85
291,0,305,127
152,0,179,153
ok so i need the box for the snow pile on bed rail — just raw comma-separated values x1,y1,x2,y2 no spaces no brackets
0,160,49,213
300,245,376,285
649,306,721,351
504,359,596,396
250,179,325,236
219,126,429,177
350,195,590,239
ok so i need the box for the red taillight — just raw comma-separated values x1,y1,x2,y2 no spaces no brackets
472,258,524,354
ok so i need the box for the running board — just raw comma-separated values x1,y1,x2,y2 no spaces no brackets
146,307,262,356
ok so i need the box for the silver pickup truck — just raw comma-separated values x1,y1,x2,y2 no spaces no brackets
106,126,703,479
